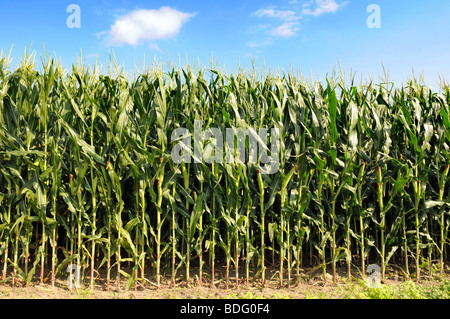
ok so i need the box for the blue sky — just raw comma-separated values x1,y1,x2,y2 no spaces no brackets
1,0,449,86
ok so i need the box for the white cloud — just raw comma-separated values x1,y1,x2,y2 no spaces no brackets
270,22,300,38
302,0,347,17
107,7,195,46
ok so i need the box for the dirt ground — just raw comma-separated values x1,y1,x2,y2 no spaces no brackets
1,262,448,299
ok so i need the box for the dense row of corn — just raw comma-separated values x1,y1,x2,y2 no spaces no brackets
1,52,450,290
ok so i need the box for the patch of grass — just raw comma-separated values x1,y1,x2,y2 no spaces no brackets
69,287,93,299
342,279,450,299
304,288,342,299
301,278,450,299
422,279,450,299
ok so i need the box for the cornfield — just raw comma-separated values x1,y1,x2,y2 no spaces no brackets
1,50,450,290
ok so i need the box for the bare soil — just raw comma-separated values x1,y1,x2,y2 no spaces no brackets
1,262,448,299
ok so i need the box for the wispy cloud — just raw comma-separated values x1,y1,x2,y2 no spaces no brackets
251,7,301,38
148,42,162,52
244,52,259,59
106,7,195,47
270,22,300,38
249,0,347,42
302,0,347,17
246,39,273,47
253,8,300,21
85,53,98,60
93,30,107,39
